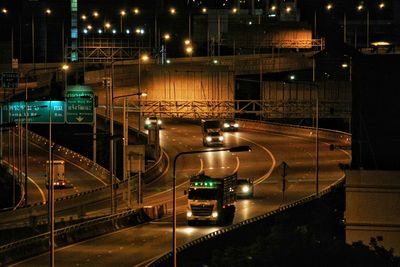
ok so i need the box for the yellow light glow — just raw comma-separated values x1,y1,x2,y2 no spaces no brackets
87,24,92,30
120,10,126,16
184,39,191,45
2,8,8,14
232,8,238,13
105,22,111,29
357,5,364,11
326,4,333,11
45,8,51,15
62,64,69,71
342,63,348,68
164,33,170,40
371,41,390,46
170,8,176,14
133,8,140,14
81,15,87,20
379,2,385,9
186,46,193,54
271,5,276,11
202,8,207,13
286,7,292,13
93,11,99,17
141,54,149,61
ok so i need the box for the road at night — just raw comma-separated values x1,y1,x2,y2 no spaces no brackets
11,120,351,266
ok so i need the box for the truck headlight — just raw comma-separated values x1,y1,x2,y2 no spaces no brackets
241,185,250,193
212,211,218,218
234,123,239,128
206,136,212,142
218,136,224,141
187,211,192,217
224,123,229,128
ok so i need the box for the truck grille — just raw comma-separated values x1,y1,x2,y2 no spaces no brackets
191,204,214,216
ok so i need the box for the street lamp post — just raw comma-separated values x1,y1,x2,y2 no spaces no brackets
172,145,251,267
22,64,68,206
112,92,147,182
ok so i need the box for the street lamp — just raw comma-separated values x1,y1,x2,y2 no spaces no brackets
356,3,369,48
120,10,126,33
44,8,51,70
112,92,147,181
22,64,68,206
172,145,251,267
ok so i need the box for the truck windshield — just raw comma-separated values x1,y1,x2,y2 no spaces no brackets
188,188,218,200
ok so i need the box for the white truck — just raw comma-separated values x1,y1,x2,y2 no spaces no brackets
185,172,237,226
201,119,224,147
45,160,67,189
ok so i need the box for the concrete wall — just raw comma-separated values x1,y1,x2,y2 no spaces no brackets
345,170,400,255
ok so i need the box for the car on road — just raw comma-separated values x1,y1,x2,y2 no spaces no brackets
144,117,162,130
222,119,239,132
236,178,254,198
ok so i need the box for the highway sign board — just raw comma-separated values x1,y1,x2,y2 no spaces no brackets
65,85,94,124
1,72,19,89
3,101,65,124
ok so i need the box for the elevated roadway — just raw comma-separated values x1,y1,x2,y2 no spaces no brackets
10,119,351,266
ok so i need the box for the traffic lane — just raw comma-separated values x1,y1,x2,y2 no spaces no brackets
10,125,348,266
2,133,107,206
11,178,342,267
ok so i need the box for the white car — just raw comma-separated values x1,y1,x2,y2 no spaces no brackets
222,119,239,132
144,117,162,129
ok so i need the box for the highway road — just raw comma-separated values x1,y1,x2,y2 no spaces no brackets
11,119,351,266
1,130,107,207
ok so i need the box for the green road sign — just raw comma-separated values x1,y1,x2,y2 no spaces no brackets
3,101,65,124
65,85,94,124
2,72,19,89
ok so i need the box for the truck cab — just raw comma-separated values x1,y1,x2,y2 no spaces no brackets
186,172,237,226
45,160,67,189
203,129,224,147
201,119,224,147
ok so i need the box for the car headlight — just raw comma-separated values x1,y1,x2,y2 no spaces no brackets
206,136,212,142
224,123,229,128
234,123,239,128
187,211,192,217
212,211,218,218
218,136,224,141
241,185,250,193
157,120,162,125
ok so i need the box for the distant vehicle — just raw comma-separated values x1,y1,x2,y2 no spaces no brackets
185,172,237,226
45,160,68,189
236,178,254,198
144,117,162,130
222,119,239,132
201,119,224,146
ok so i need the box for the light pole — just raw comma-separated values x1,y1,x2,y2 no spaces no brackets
137,51,148,133
120,10,126,33
44,8,51,70
22,64,68,206
112,92,147,181
172,145,251,267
